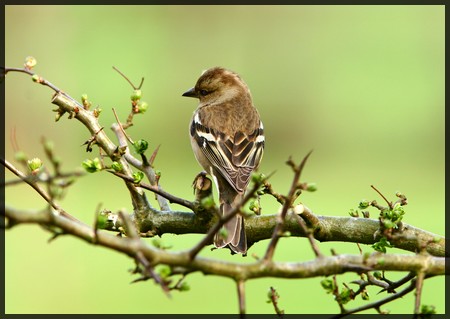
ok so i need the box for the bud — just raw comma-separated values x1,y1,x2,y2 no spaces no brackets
137,101,148,114
156,265,171,279
82,158,102,173
200,195,215,209
320,278,334,293
348,209,359,217
93,107,102,118
27,157,43,174
362,210,370,218
373,271,382,279
361,290,369,300
131,89,142,101
81,94,91,109
111,161,123,172
133,139,148,155
251,172,265,184
420,305,436,315
306,183,317,192
14,151,28,163
179,281,190,292
43,139,54,153
24,56,37,69
132,171,144,183
96,213,108,229
358,199,370,209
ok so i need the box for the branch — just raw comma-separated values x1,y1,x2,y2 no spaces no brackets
332,278,417,317
108,171,195,211
237,280,246,315
110,122,170,211
2,158,80,223
3,206,446,280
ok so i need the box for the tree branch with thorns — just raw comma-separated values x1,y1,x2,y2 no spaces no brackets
2,57,446,316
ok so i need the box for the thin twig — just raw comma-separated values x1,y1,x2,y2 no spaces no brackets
332,275,346,314
332,278,417,318
112,107,134,143
1,158,80,223
111,122,170,211
414,271,425,314
377,271,416,293
4,66,75,98
237,280,246,315
118,211,171,297
112,66,144,90
370,185,392,210
109,171,194,210
263,151,313,261
268,286,284,317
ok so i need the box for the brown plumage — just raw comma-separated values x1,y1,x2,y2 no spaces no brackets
182,67,264,254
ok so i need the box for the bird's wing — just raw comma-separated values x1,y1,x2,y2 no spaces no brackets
191,117,264,193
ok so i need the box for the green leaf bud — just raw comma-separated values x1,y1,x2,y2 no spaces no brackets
137,101,148,114
131,89,142,101
349,209,359,217
358,199,370,209
14,151,28,163
133,139,149,155
111,161,123,172
179,281,190,292
132,171,144,183
320,278,334,293
27,157,43,174
82,158,102,173
306,183,317,192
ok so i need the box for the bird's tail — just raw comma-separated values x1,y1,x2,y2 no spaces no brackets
214,193,247,254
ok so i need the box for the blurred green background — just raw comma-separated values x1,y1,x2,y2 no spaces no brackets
4,5,444,314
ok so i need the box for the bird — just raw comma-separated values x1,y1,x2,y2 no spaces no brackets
182,67,265,254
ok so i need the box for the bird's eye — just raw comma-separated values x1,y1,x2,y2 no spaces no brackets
200,89,209,96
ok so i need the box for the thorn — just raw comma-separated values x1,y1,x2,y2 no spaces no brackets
149,144,161,166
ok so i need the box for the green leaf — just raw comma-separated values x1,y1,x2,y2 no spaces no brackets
420,304,436,315
372,237,393,253
339,287,354,304
320,278,335,293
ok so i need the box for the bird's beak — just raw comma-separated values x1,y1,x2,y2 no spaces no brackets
182,87,198,98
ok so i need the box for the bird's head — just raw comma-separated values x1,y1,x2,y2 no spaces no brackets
182,67,251,105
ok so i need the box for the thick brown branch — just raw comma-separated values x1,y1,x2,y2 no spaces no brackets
3,205,446,280
94,206,447,258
